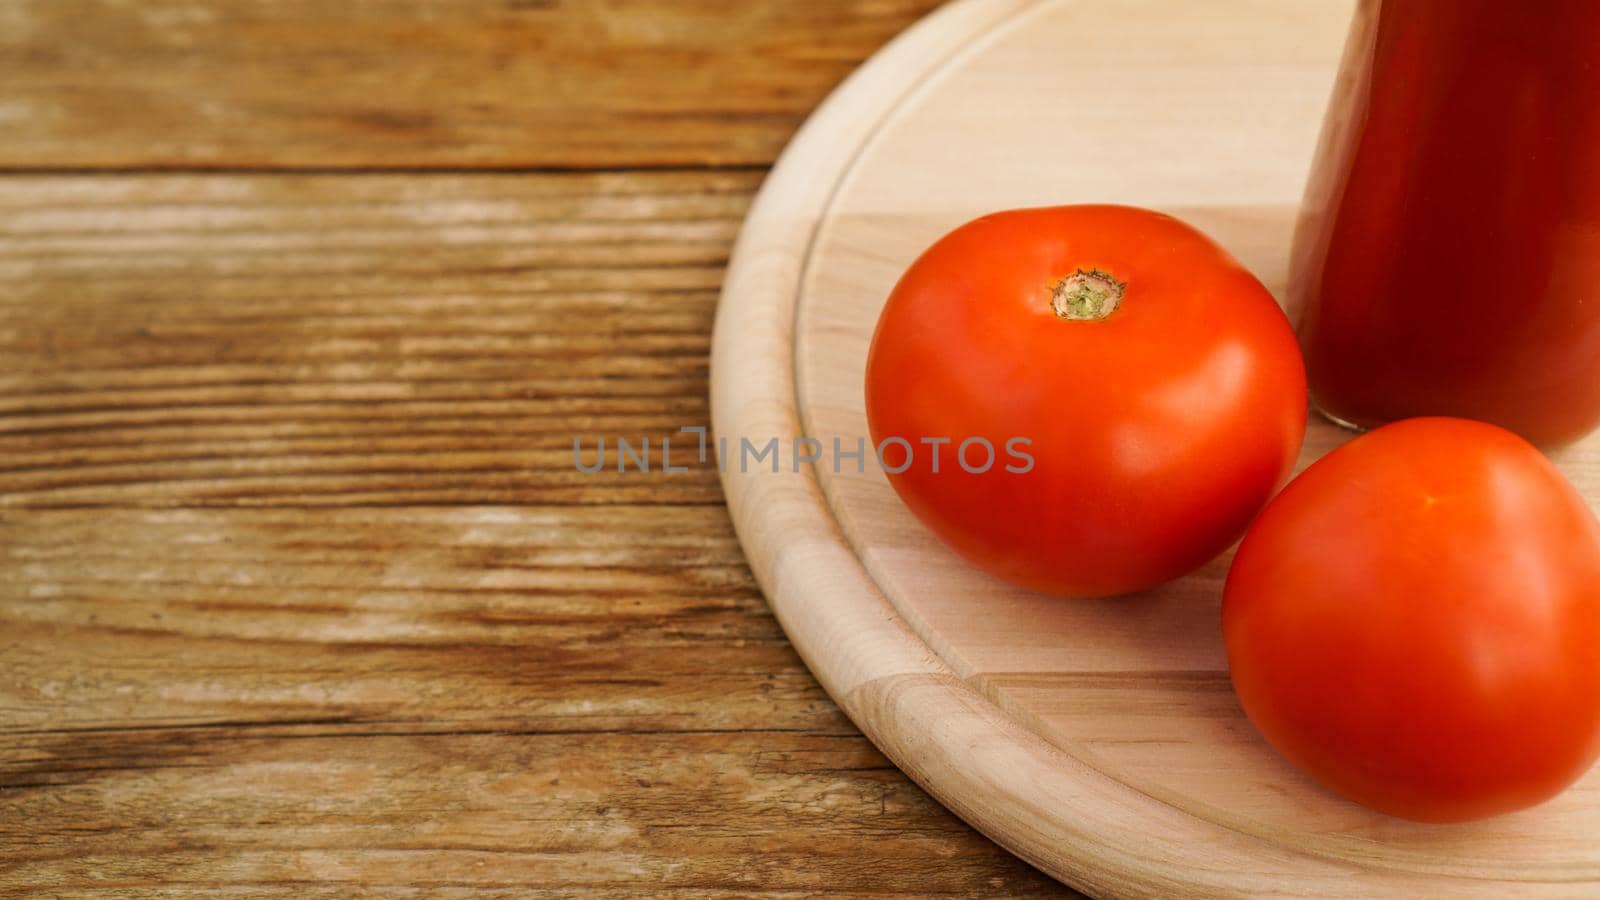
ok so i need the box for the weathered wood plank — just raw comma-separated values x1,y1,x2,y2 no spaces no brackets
0,506,1060,894
0,172,752,507
1,730,1055,894
0,0,944,169
0,506,793,732
0,505,779,722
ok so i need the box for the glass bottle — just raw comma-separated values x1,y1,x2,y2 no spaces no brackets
1292,0,1600,446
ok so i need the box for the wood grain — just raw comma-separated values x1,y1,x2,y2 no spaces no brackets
1,506,1055,894
0,172,746,508
0,0,943,170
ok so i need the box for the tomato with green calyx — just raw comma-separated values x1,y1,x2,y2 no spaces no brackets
865,204,1306,598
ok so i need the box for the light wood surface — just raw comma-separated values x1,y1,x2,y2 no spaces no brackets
713,0,1600,894
0,1,1071,895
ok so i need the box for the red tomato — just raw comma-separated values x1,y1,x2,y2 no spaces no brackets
864,205,1306,597
1224,418,1600,822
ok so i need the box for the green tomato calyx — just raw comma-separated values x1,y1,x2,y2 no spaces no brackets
1050,268,1125,321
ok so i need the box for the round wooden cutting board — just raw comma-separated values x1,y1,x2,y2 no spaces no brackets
710,0,1600,894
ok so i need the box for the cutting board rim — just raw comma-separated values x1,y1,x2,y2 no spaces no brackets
709,0,1570,893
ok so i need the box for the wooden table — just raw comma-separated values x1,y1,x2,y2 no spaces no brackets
0,1,1069,894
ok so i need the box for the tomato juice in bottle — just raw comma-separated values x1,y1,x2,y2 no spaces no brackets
1293,0,1600,446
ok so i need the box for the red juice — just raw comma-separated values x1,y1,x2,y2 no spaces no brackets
1293,0,1600,446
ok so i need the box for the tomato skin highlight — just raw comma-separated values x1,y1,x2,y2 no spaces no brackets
1224,418,1600,822
864,205,1306,598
